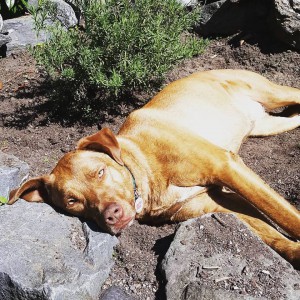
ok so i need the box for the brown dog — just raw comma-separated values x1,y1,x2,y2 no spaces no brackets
8,70,300,268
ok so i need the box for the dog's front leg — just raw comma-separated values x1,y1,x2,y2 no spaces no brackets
212,151,300,239
166,141,300,239
144,128,300,238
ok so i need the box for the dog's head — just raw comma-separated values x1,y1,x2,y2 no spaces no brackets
8,128,137,234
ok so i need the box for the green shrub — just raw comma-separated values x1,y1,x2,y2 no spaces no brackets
31,0,206,116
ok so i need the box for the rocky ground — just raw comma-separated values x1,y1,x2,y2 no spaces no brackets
0,32,299,299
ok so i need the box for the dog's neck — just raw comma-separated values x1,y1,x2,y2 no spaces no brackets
118,136,160,219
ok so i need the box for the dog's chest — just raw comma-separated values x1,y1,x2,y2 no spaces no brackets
163,185,208,204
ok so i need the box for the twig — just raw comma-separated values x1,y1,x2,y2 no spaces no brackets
215,276,231,283
202,266,220,270
212,214,227,227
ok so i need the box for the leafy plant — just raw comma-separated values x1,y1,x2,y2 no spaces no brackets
31,0,206,118
0,196,8,205
4,0,15,9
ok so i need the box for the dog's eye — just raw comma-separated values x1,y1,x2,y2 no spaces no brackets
98,169,105,178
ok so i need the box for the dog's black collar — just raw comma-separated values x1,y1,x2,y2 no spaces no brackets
124,165,143,213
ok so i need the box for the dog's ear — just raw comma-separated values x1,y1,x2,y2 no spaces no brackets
76,128,124,166
8,176,52,205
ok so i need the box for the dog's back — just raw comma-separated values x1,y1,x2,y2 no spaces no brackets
120,70,281,152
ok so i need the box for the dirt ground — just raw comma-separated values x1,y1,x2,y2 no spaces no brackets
0,32,299,300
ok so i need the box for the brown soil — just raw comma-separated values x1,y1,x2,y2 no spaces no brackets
0,32,299,300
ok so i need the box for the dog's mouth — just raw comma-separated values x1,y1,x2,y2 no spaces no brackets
108,216,135,235
117,216,135,230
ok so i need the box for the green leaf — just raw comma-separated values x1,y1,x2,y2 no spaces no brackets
0,196,8,205
5,0,15,9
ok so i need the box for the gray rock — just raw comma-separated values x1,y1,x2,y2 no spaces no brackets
0,201,118,300
196,0,300,49
100,286,133,300
3,15,48,55
0,151,29,200
268,0,300,50
3,0,77,56
0,152,118,299
197,0,270,36
293,0,300,11
28,0,78,28
0,33,11,49
162,213,300,300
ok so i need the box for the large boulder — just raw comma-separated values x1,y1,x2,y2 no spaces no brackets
162,214,300,300
196,0,300,49
2,15,48,56
2,0,78,56
268,0,300,50
197,0,270,36
28,0,78,28
0,152,118,300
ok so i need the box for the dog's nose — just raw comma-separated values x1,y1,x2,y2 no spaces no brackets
104,203,124,225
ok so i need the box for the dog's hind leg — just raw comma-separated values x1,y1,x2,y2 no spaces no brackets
250,114,300,136
235,72,300,136
257,83,300,110
249,82,300,136
226,70,300,109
